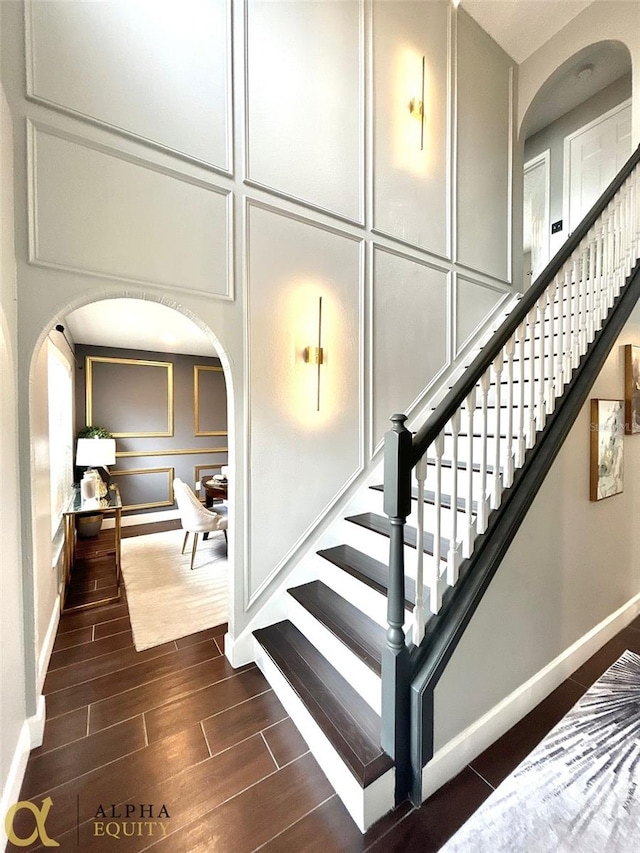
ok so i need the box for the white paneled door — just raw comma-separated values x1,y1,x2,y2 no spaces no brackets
565,99,632,233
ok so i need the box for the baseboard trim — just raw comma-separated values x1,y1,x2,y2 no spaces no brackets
0,720,31,851
37,595,60,695
28,694,47,750
422,591,640,800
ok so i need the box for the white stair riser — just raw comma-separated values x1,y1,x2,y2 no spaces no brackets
287,594,382,714
315,555,414,632
253,639,395,832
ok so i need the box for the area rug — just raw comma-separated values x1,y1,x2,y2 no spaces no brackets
120,528,228,651
441,650,640,853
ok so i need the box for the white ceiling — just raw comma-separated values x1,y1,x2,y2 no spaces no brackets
64,299,217,357
462,0,595,63
524,40,631,137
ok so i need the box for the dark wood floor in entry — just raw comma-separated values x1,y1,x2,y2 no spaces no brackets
11,520,640,852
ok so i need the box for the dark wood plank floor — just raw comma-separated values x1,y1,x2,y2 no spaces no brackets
10,520,640,852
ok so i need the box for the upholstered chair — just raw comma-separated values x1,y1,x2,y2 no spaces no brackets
173,478,228,570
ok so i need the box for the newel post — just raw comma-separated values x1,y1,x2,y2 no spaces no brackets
381,413,412,791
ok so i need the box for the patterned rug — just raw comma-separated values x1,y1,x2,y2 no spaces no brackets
120,528,228,651
441,650,640,853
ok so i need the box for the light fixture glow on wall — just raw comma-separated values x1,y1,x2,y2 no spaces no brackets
408,56,426,151
303,296,324,412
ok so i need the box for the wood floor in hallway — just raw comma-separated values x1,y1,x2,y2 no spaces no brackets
10,521,640,852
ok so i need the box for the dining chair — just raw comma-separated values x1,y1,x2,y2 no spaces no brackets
173,477,228,570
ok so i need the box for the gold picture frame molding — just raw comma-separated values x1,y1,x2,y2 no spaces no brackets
194,364,226,436
109,466,175,511
86,356,174,438
115,447,228,458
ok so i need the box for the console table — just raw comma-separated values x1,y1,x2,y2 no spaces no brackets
61,483,123,612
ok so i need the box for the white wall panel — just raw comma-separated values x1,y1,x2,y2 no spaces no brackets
26,0,231,171
29,125,231,296
456,276,505,354
372,0,449,256
456,10,512,282
372,249,448,448
247,203,363,600
246,0,363,221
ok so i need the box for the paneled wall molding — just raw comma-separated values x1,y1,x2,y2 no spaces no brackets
454,9,514,283
193,365,227,436
115,447,228,458
86,356,174,438
244,198,365,606
454,273,511,357
24,0,233,175
370,0,452,259
244,196,367,248
109,467,175,512
26,120,234,300
244,0,365,225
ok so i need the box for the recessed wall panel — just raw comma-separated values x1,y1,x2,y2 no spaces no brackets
456,277,505,354
30,126,230,295
27,0,231,170
456,10,512,281
372,249,448,447
248,204,363,598
246,0,363,221
372,0,449,256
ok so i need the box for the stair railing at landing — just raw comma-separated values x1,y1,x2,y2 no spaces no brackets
381,144,640,806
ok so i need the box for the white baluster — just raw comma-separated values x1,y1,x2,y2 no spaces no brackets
447,411,461,586
579,246,588,355
504,337,515,487
527,308,537,447
536,298,546,430
516,321,527,467
477,372,491,535
430,431,444,615
571,260,580,370
587,237,596,344
546,283,555,414
562,267,572,379
491,354,503,510
413,456,427,645
463,388,476,559
594,225,604,329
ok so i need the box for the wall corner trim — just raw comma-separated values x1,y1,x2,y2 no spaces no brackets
28,694,47,750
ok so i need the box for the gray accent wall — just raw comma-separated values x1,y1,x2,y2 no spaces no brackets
75,345,227,514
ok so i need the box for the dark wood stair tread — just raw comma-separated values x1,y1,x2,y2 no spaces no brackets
346,512,449,560
426,457,501,474
370,484,477,514
288,581,384,676
317,544,415,611
253,620,393,786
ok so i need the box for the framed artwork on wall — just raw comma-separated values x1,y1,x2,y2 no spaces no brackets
624,344,640,434
590,399,624,501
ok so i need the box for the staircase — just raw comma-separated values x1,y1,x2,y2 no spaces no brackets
251,145,640,831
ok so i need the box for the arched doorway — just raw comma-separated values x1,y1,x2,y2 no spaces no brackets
520,40,633,287
27,293,234,690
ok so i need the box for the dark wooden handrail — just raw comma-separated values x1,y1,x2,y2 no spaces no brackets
410,143,640,467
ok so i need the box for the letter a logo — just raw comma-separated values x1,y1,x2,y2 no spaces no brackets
5,797,60,847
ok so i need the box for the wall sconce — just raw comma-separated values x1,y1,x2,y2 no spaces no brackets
303,296,324,412
408,55,426,151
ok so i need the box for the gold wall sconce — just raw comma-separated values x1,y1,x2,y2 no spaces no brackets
303,296,324,411
409,55,426,151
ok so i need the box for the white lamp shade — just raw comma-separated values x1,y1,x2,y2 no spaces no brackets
76,438,116,467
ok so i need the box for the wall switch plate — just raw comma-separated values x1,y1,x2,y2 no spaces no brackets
551,220,563,234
